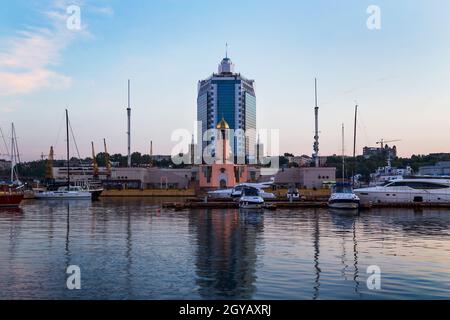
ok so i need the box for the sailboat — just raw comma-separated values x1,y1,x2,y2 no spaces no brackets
34,110,92,200
0,123,25,208
328,122,360,210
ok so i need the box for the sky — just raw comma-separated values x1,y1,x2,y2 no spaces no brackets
0,0,450,161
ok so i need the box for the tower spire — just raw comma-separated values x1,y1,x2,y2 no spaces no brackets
127,79,131,168
225,42,228,58
313,78,320,168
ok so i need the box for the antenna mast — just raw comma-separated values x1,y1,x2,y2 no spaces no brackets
313,78,320,167
127,79,131,167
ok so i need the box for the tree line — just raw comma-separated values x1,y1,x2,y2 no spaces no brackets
1,152,449,181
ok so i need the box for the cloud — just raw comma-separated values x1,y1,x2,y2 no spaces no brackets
0,1,89,97
88,5,114,17
0,69,72,96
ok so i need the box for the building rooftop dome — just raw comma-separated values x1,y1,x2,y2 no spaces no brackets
218,56,235,74
216,117,230,129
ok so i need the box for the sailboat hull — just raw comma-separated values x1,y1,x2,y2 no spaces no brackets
0,192,24,207
328,199,360,210
34,191,91,200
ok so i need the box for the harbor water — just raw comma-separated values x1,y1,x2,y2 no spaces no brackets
0,198,449,300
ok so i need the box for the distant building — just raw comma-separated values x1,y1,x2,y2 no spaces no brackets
418,162,450,176
255,139,264,164
149,155,172,162
0,159,11,171
287,155,312,167
363,145,397,159
259,167,336,189
197,54,256,162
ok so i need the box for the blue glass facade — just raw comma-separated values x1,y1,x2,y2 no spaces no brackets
197,92,208,136
197,56,256,162
244,92,256,132
212,80,239,129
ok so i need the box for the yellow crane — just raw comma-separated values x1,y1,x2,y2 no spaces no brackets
104,138,111,177
91,141,99,178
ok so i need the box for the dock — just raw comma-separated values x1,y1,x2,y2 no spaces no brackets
162,199,329,210
162,198,450,210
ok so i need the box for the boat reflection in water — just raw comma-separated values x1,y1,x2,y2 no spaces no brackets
328,208,361,297
189,208,264,299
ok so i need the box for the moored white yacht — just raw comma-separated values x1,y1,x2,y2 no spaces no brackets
354,178,450,205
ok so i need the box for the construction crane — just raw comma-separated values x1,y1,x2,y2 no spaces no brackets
103,138,111,177
376,139,401,149
91,141,99,178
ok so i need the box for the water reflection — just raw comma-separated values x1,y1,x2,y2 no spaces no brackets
328,209,361,296
1,202,450,299
189,209,263,299
312,210,321,300
65,204,70,268
0,208,24,270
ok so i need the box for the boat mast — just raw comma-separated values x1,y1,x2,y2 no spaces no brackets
342,123,345,181
352,104,358,186
66,109,70,189
10,123,14,183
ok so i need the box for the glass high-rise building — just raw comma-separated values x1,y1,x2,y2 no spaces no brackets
197,55,256,163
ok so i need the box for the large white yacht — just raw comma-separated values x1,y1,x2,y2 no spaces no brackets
354,178,450,205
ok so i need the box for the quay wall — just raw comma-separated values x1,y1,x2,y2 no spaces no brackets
101,189,197,197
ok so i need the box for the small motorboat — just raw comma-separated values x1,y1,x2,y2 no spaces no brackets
286,186,300,200
239,187,265,209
